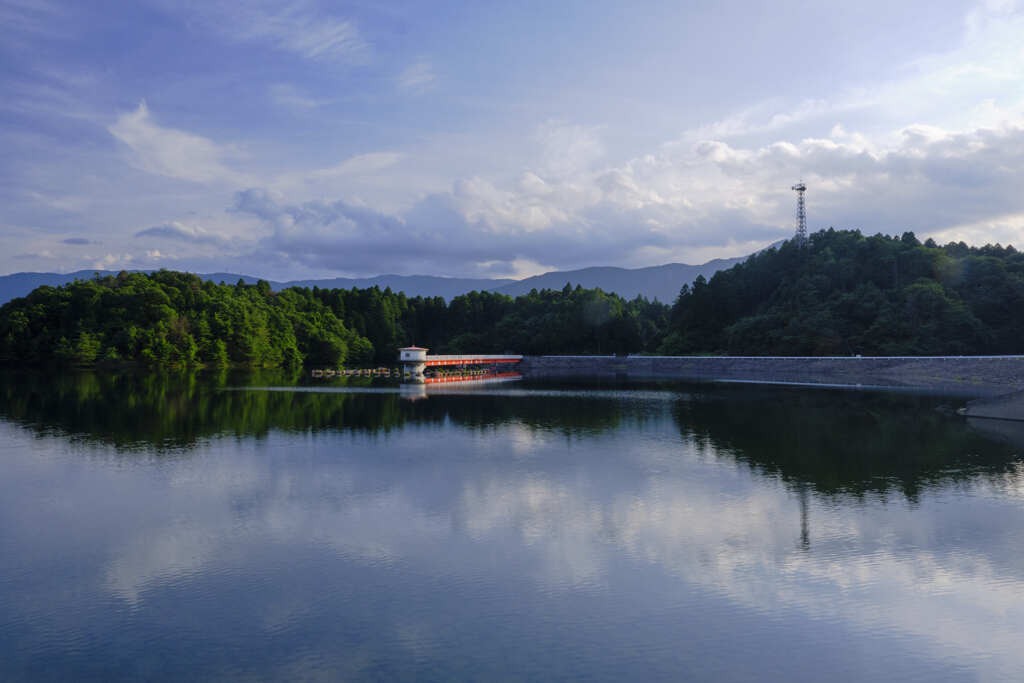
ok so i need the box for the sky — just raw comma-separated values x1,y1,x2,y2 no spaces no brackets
2,0,1024,280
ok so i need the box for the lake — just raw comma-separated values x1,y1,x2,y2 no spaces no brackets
1,370,1023,681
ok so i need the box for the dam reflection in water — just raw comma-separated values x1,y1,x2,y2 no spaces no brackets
0,370,1022,681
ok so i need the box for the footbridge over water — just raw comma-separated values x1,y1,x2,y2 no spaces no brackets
399,346,522,384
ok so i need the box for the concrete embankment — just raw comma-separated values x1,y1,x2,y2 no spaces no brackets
519,355,1024,407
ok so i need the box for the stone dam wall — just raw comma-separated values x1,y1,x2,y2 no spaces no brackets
518,355,1024,401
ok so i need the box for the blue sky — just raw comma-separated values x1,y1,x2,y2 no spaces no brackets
2,0,1023,279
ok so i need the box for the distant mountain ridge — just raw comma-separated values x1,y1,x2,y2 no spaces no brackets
489,257,749,302
282,274,514,300
0,250,765,306
0,272,515,306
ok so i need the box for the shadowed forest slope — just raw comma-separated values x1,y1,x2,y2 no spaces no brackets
660,229,1024,356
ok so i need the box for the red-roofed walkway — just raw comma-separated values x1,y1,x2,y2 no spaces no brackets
424,355,522,367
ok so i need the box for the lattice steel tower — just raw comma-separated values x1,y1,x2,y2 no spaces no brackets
791,182,807,244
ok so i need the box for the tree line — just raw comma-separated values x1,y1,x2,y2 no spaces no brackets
3,229,1022,367
661,229,1024,355
0,270,668,367
0,368,629,450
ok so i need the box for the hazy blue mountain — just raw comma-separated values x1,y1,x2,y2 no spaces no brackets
195,272,268,286
279,275,514,300
0,247,771,305
0,271,95,304
0,270,512,305
490,257,748,303
153,273,513,299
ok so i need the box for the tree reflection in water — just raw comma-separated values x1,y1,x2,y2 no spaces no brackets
1,370,1019,505
671,384,1022,501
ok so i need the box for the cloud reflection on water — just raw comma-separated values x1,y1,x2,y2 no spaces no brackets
2,376,1023,679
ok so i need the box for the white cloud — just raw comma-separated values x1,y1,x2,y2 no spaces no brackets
247,8,364,63
190,1,368,65
306,152,404,179
683,98,855,143
93,252,134,270
14,248,54,260
267,83,324,111
108,101,250,186
100,41,1024,279
231,103,1024,277
676,3,1024,150
535,121,606,180
0,0,69,47
0,69,102,123
10,0,1024,280
928,211,1024,247
397,58,436,94
270,152,407,207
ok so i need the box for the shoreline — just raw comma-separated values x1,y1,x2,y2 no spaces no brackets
519,355,1024,419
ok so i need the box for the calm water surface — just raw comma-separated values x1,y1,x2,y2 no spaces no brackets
1,370,1023,681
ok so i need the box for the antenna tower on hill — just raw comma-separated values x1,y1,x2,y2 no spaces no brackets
791,181,807,245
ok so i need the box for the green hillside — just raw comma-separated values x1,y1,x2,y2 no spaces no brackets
5,231,1021,367
660,229,1024,356
0,270,667,367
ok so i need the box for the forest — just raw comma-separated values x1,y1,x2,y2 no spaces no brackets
0,270,667,367
661,229,1024,355
2,228,1022,367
